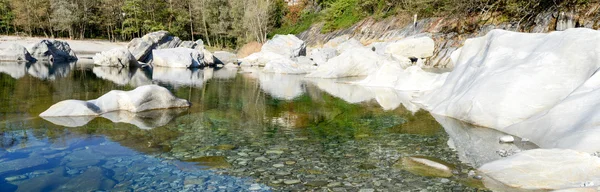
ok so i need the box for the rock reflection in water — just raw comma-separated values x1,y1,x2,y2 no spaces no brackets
0,61,74,80
41,108,187,129
305,78,374,103
92,66,152,86
153,67,213,88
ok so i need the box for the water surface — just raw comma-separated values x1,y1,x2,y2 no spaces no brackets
0,61,486,191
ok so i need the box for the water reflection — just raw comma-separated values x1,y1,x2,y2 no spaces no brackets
0,61,73,80
0,62,484,191
41,108,187,129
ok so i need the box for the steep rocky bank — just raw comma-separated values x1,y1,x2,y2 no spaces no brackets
297,4,600,68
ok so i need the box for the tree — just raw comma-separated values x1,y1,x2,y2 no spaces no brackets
50,0,75,38
0,0,14,35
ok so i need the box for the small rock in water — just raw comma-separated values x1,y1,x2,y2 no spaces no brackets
359,189,375,192
499,135,515,143
582,181,595,187
5,175,27,182
273,163,285,168
275,171,291,176
266,150,284,155
285,161,296,165
327,182,342,187
249,184,262,191
214,144,236,150
284,179,301,185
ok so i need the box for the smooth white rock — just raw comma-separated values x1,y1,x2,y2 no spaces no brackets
263,58,316,74
422,29,600,129
28,40,77,61
152,47,204,68
92,48,139,67
335,38,364,54
479,149,600,191
213,51,238,65
499,135,515,143
385,36,435,58
308,48,336,66
306,48,388,78
40,85,190,117
40,100,101,117
240,51,286,67
357,62,448,91
0,44,35,62
0,62,27,79
261,34,306,58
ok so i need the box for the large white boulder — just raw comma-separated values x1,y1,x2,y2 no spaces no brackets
261,34,306,58
502,69,600,153
152,47,205,68
357,62,448,91
422,29,600,129
306,48,389,78
93,48,139,68
28,40,77,62
479,149,600,191
335,38,364,54
127,31,170,62
308,48,336,66
263,58,316,74
213,51,238,65
40,100,101,117
323,35,350,48
40,85,190,117
0,44,35,62
385,36,435,59
240,51,286,67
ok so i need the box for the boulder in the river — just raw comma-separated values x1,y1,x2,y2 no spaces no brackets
393,156,455,178
309,48,336,66
261,34,306,58
152,47,205,68
263,57,316,74
213,51,238,65
306,48,390,78
240,51,286,67
127,31,170,62
157,36,182,49
0,44,36,62
479,149,600,191
40,100,101,117
28,40,77,62
335,38,364,54
422,28,600,129
92,48,139,68
40,85,190,117
323,35,351,49
357,64,448,91
385,36,435,59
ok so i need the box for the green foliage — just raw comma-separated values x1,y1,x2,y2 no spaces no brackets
269,11,319,37
0,0,13,34
321,0,364,33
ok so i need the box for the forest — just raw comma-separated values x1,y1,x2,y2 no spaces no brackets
0,0,591,48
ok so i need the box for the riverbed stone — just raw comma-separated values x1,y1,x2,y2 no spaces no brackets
394,156,455,178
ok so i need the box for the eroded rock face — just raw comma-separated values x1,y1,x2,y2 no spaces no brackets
479,149,600,191
0,44,35,62
93,48,139,68
213,51,238,65
308,48,336,66
422,28,600,129
127,31,170,62
261,34,306,58
40,85,190,117
28,40,77,62
152,48,205,68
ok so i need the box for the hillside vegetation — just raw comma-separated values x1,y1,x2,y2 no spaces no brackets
0,0,594,49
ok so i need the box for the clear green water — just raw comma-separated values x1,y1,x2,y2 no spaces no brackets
0,61,485,191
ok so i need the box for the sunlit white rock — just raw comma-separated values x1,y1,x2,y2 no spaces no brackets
240,51,286,67
479,149,600,191
0,44,35,62
40,85,190,117
335,38,364,54
499,135,515,143
92,48,139,68
261,34,306,58
306,48,389,78
323,35,350,49
422,29,600,129
385,36,435,58
0,62,27,79
357,62,448,91
309,48,336,66
152,48,205,68
263,58,316,74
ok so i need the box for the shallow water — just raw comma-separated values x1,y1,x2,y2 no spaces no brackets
0,60,488,191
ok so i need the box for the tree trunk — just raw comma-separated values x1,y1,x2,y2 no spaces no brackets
188,0,194,41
